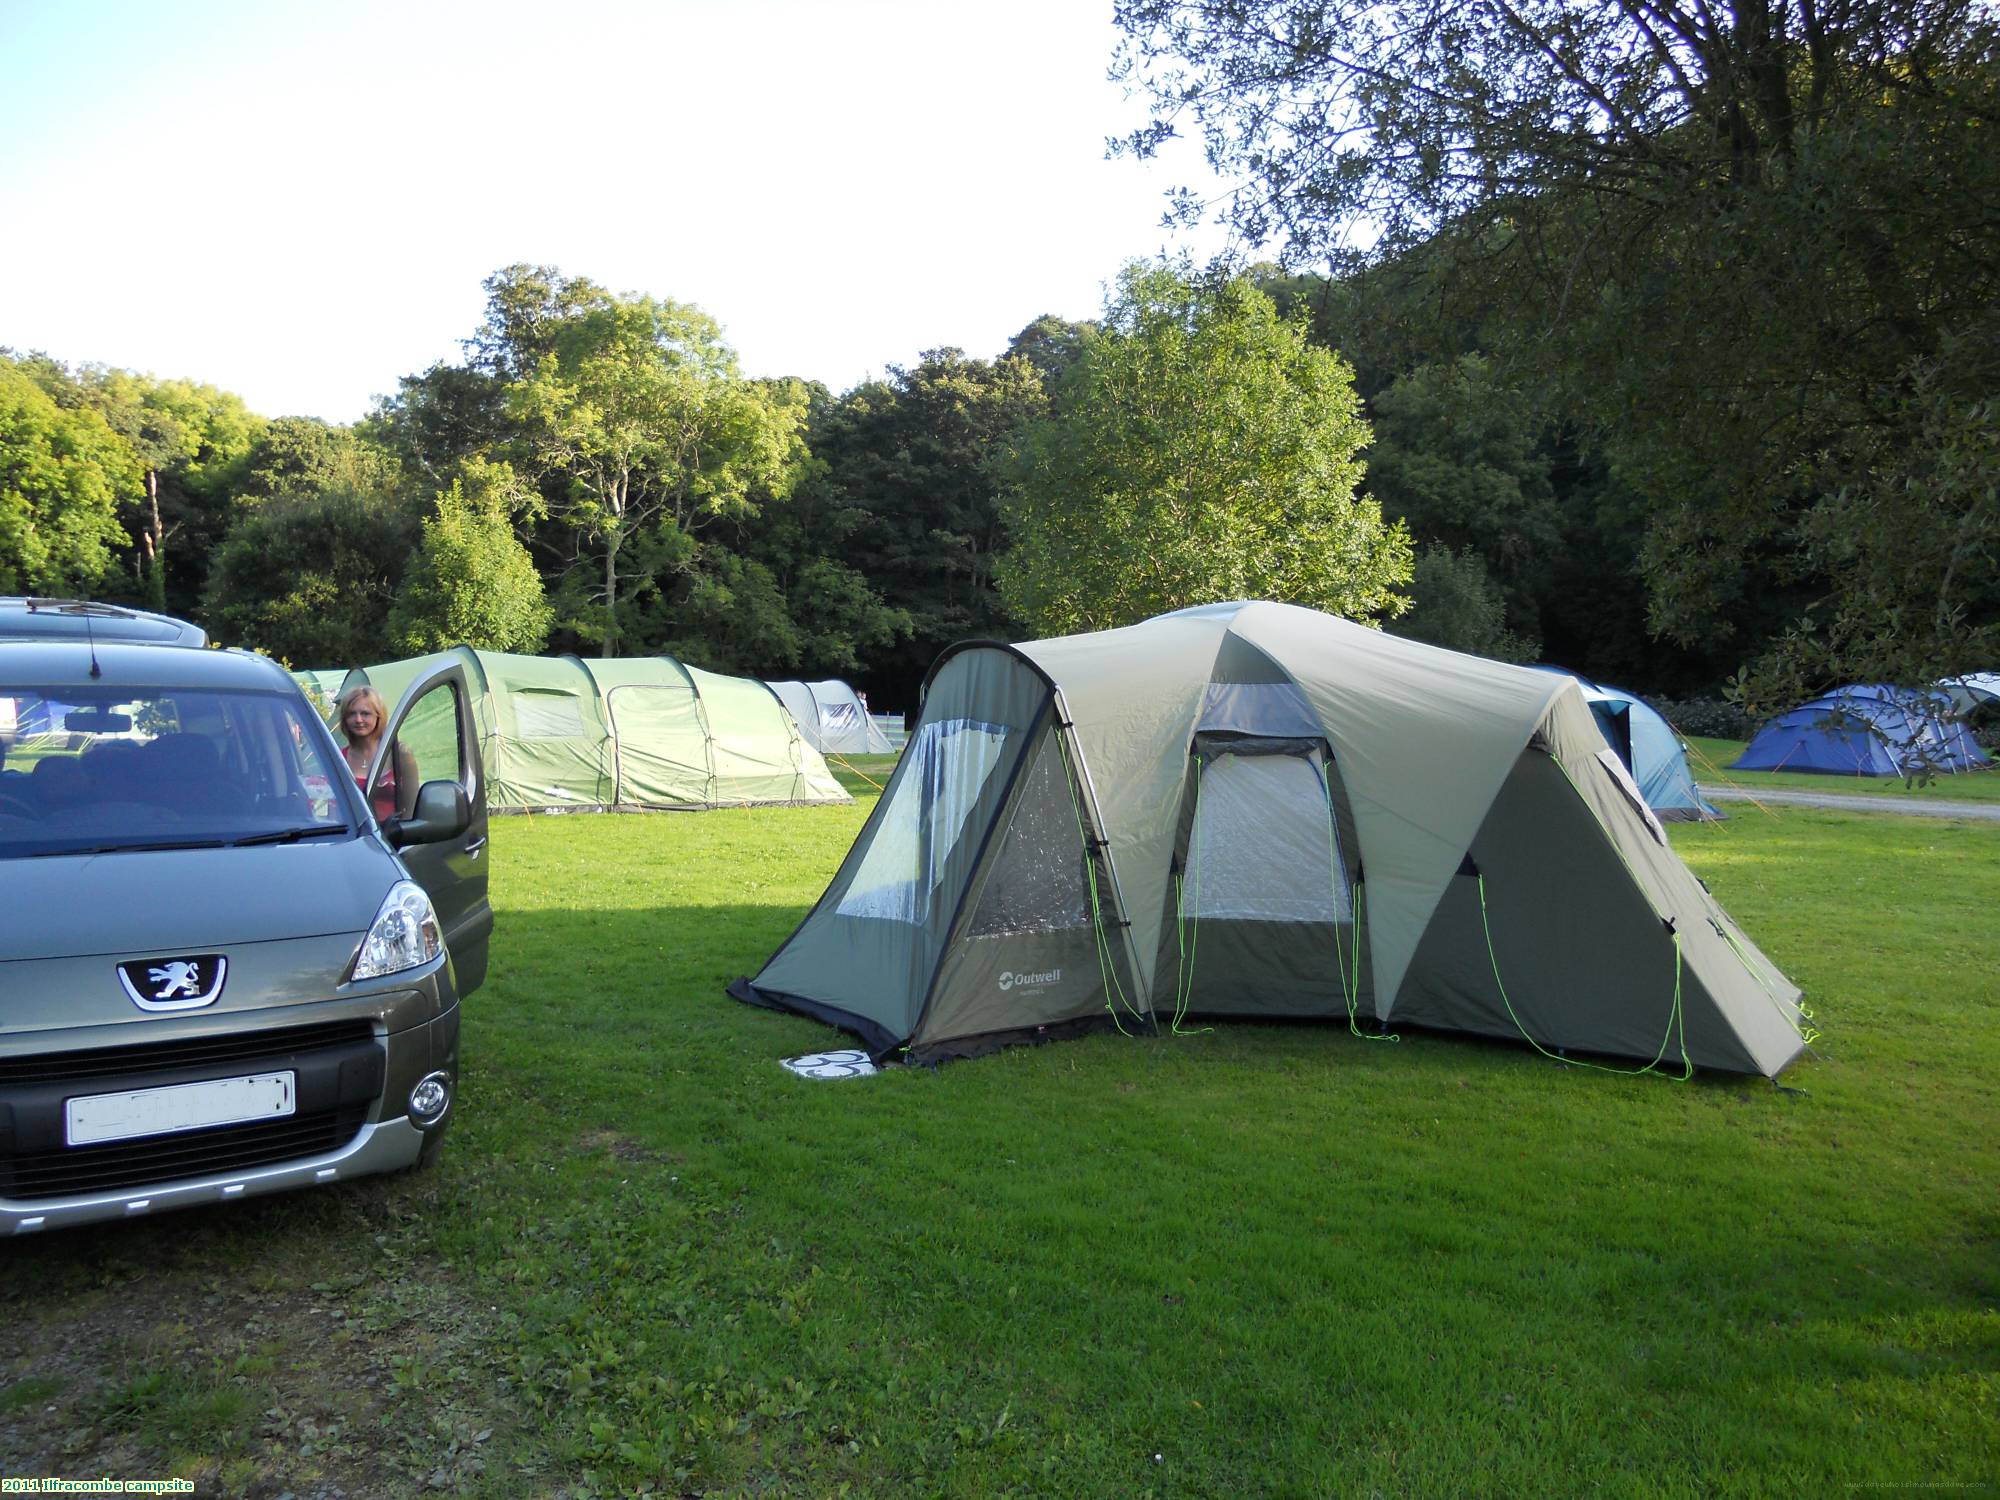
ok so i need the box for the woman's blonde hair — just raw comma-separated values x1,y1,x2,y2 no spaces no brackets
334,684,389,743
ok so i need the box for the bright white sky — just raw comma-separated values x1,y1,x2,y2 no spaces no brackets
0,0,1238,421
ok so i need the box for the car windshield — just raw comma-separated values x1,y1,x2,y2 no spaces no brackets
0,684,356,859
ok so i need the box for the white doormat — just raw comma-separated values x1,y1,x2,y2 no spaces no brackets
780,1049,879,1080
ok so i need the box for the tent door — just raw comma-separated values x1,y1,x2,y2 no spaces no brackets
1162,738,1363,1018
915,723,1142,1057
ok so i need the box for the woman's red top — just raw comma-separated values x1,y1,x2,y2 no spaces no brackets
344,743,398,823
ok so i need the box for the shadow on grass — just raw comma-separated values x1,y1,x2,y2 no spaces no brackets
5,893,1995,1495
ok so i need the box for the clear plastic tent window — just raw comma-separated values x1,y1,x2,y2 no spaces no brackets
966,731,1090,937
1186,753,1351,923
837,718,1011,924
512,689,588,740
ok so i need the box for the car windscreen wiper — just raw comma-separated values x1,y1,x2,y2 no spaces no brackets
232,824,352,847
23,839,229,857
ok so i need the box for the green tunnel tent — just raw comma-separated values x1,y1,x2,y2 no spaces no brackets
288,669,350,720
342,648,849,811
731,601,1811,1076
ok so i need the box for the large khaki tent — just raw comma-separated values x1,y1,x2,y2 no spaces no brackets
765,679,897,754
733,602,1811,1075
345,648,848,812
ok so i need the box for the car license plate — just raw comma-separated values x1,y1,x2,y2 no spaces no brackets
65,1072,296,1146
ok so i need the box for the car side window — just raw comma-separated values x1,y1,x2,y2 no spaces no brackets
394,682,467,791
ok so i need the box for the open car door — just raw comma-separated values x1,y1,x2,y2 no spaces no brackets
368,660,492,996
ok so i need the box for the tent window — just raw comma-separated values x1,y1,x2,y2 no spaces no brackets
1186,752,1350,923
838,718,1011,924
512,689,587,740
966,731,1089,937
1594,748,1667,846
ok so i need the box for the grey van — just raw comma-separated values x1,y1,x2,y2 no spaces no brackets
0,603,490,1233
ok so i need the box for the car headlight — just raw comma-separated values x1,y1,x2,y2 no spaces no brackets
352,880,444,980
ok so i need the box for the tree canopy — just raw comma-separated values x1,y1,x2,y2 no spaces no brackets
0,358,138,597
388,459,553,656
1113,0,2000,692
998,263,1411,635
203,485,424,668
797,347,1044,704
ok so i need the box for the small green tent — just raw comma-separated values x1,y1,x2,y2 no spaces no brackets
343,647,848,812
733,601,1811,1075
288,669,349,721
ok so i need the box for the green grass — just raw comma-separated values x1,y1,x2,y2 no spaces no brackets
818,750,902,798
3,798,1996,1497
1687,735,2000,802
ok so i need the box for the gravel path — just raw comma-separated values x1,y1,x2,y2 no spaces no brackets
1704,786,2000,821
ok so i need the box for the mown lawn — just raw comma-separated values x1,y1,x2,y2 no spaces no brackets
3,791,1996,1498
1686,735,2000,802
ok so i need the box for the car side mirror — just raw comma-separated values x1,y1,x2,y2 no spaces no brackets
388,780,470,847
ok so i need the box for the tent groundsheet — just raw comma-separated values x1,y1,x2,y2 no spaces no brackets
734,601,1812,1078
765,679,897,754
1733,684,1990,778
346,648,849,812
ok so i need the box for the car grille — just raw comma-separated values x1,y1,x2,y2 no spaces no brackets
0,1103,373,1200
0,1019,375,1084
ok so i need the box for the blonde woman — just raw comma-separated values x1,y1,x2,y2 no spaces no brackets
335,685,419,824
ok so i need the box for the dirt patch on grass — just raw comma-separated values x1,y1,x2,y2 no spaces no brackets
0,1182,524,1498
574,1127,680,1165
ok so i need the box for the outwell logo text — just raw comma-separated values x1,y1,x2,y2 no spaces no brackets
998,967,1061,992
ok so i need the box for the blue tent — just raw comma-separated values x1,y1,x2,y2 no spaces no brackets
1530,669,1721,821
1733,684,1991,777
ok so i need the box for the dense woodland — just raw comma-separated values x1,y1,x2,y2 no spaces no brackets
3,2,1995,719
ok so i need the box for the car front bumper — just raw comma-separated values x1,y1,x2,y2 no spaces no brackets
1,990,459,1235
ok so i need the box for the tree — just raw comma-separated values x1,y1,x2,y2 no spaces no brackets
388,459,553,655
0,359,138,597
1365,356,1558,638
236,416,400,506
997,263,1411,635
204,487,423,666
1740,376,2000,714
1113,1,2000,689
800,348,1046,705
1392,545,1537,661
697,380,913,679
366,361,507,491
1005,315,1094,392
494,269,809,657
70,368,262,611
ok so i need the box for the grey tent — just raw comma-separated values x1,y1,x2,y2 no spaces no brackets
1939,673,2000,713
733,602,1811,1076
765,679,897,754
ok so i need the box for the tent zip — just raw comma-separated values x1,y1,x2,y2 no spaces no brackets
1314,758,1393,1042
1050,689,1135,936
1056,726,1147,1035
1171,757,1208,1035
